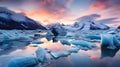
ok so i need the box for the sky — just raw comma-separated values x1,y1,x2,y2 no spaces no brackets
0,0,120,26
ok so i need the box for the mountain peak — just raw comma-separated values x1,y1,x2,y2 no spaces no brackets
0,7,46,30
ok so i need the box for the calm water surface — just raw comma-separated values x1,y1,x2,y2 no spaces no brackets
0,36,120,67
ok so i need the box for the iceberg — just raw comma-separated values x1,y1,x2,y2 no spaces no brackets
101,34,120,49
107,31,117,34
71,40,96,49
7,57,38,67
46,31,54,36
47,23,67,36
65,35,74,39
31,40,44,44
85,35,101,40
45,35,53,41
60,39,71,45
36,47,47,63
50,51,70,59
67,46,80,53
0,43,12,50
44,48,51,53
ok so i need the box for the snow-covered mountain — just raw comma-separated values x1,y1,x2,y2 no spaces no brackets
63,14,109,31
0,7,46,30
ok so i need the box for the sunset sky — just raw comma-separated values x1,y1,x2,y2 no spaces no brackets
0,0,120,26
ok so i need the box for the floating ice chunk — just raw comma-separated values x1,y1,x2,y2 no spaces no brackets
0,43,12,50
107,31,117,34
71,40,96,49
85,35,101,40
65,35,74,39
46,31,54,36
48,23,67,36
29,44,39,47
7,57,38,67
36,47,53,63
36,47,46,63
31,40,44,44
0,30,33,42
45,53,53,64
60,39,71,45
44,48,51,53
79,46,89,50
101,34,120,49
50,51,70,59
67,46,80,53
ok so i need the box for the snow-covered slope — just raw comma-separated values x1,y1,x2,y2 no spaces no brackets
0,7,46,30
63,14,109,31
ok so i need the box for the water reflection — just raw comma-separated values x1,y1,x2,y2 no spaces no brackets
38,38,69,52
37,37,120,67
0,35,120,67
0,41,29,55
46,36,59,43
101,46,119,58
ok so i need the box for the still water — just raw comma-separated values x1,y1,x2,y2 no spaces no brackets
0,36,120,67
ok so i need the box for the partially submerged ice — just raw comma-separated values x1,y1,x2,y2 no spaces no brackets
107,31,117,34
71,40,96,49
85,35,101,40
8,57,38,67
46,31,54,36
101,34,120,49
60,39,71,45
50,51,70,59
31,40,44,44
36,47,47,63
67,46,80,53
36,47,52,63
47,23,67,36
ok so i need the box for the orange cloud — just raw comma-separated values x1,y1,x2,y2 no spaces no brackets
18,8,74,25
90,2,107,10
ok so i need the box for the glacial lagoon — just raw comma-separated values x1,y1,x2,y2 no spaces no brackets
0,30,120,67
